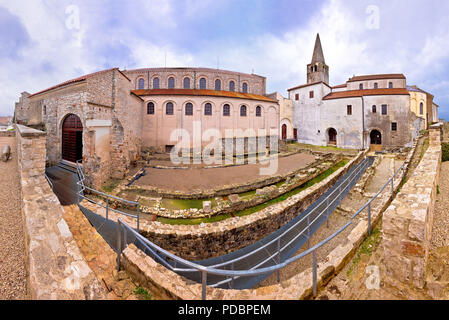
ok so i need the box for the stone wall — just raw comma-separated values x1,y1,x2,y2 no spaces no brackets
16,124,107,299
382,129,441,289
119,143,417,300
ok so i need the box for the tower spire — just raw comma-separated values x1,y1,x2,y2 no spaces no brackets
307,33,329,84
311,33,325,64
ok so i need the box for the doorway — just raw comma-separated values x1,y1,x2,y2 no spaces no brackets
62,114,83,163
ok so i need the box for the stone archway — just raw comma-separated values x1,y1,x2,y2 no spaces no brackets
370,129,382,152
62,114,83,163
327,128,337,146
282,124,287,140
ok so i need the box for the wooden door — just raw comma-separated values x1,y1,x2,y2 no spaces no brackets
62,114,83,163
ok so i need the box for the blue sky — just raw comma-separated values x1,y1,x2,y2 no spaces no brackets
0,0,448,120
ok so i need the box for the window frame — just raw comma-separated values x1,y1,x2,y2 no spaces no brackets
200,78,207,90
256,106,262,117
382,104,388,115
347,105,353,116
240,105,247,117
391,122,398,131
166,102,174,115
153,77,160,89
138,78,145,90
229,81,235,92
183,77,191,89
242,82,248,93
223,104,231,117
204,103,213,116
147,102,155,115
309,91,314,99
168,77,175,89
215,79,221,91
185,102,193,116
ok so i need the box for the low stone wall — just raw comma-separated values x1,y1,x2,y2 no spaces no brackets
0,130,15,137
16,124,107,300
120,146,417,300
119,157,341,219
116,153,339,200
382,129,441,289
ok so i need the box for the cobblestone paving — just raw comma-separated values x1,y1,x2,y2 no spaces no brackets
0,137,27,300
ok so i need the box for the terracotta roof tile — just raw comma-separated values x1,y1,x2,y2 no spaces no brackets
323,88,410,100
29,68,130,98
287,81,331,92
131,89,278,103
347,74,406,82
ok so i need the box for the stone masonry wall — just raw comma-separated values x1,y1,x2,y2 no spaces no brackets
382,128,441,289
16,124,107,299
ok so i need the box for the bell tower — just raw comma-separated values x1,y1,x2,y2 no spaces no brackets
307,33,329,84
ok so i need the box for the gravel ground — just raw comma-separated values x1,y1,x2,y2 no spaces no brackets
431,161,449,248
0,137,27,300
135,153,316,192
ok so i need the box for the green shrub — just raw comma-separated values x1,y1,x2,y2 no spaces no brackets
442,143,449,162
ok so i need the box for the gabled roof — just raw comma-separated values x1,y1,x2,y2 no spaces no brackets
287,81,331,92
332,84,347,89
407,85,434,98
347,74,406,83
131,89,277,103
28,68,130,98
323,88,410,100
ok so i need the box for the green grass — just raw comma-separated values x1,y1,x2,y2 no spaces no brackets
134,287,152,300
157,159,349,226
346,223,382,278
102,178,122,193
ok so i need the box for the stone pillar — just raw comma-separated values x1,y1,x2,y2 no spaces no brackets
16,124,47,183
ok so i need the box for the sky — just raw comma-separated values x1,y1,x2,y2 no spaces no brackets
0,0,448,120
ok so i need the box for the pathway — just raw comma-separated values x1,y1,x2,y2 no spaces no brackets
0,136,27,299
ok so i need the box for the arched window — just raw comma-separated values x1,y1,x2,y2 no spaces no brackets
359,83,364,90
223,104,230,117
183,77,190,89
138,78,145,90
43,105,47,116
168,77,175,89
256,106,262,117
374,82,378,89
372,105,377,113
166,102,174,115
153,77,160,89
389,82,393,89
204,103,212,116
240,105,247,117
200,78,207,89
242,83,248,93
215,79,221,91
229,81,235,92
185,103,193,116
420,102,424,115
147,102,155,115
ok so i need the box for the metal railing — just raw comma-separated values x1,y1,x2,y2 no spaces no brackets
44,173,54,190
116,156,405,300
75,160,141,232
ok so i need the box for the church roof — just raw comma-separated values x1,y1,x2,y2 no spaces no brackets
347,74,406,82
287,81,331,92
323,88,410,100
311,34,325,64
28,68,130,98
131,89,277,103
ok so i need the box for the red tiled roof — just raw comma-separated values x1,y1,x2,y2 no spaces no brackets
347,74,406,82
287,81,331,92
332,84,347,89
131,89,278,103
323,88,410,100
28,68,130,98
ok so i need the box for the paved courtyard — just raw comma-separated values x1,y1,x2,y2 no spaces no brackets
0,136,27,299
134,152,316,192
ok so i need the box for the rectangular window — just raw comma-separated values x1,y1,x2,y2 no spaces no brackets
295,94,299,101
392,122,397,131
372,105,377,113
382,104,388,115
347,105,352,115
309,91,314,99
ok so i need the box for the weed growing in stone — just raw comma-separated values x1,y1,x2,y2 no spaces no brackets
134,287,152,300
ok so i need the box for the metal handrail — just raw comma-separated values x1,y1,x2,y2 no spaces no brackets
75,160,141,232
116,156,405,299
